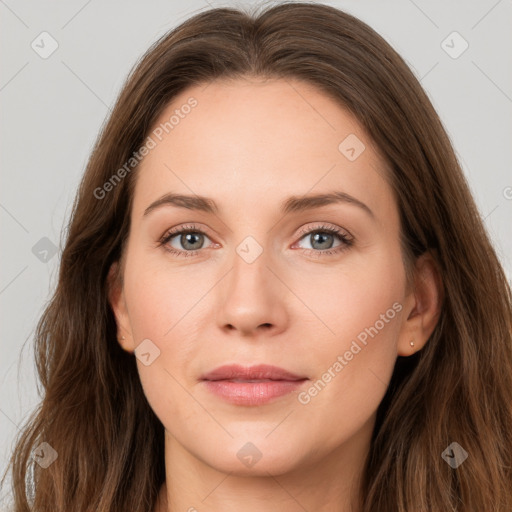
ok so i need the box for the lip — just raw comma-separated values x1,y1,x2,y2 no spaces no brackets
201,364,309,406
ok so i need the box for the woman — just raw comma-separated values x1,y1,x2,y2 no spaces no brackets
3,2,512,511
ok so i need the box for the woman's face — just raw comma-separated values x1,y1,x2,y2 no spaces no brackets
111,77,415,476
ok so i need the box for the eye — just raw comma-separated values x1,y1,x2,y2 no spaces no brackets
293,224,353,256
158,223,354,258
159,224,215,257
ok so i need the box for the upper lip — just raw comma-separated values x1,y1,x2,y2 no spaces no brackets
201,364,307,381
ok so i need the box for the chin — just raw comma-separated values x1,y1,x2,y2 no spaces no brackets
196,436,307,477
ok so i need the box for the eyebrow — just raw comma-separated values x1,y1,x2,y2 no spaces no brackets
143,191,374,219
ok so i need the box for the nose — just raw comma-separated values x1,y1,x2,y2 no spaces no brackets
216,245,289,337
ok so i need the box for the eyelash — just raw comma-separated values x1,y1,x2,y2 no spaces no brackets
158,223,354,258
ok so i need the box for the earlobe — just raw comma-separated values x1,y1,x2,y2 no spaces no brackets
397,251,443,356
107,262,135,353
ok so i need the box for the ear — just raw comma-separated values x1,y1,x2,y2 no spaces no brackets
107,261,135,353
397,251,443,356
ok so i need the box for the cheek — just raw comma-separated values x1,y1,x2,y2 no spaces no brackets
123,249,204,344
122,248,220,404
292,252,404,416
291,248,404,346
122,260,203,428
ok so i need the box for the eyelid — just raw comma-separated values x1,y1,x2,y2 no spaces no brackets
294,222,352,241
159,223,214,242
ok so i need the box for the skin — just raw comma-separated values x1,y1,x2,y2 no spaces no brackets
108,77,441,512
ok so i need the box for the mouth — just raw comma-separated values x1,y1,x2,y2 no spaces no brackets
201,364,309,406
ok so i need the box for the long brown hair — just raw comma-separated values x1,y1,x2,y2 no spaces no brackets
3,2,512,511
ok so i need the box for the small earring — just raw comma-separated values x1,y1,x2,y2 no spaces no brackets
410,340,415,347
121,336,126,340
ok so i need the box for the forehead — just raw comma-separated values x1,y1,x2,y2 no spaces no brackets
132,77,395,223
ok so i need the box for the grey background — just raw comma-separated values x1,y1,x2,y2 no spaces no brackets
1,0,511,507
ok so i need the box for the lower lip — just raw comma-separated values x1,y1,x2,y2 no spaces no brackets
203,379,307,405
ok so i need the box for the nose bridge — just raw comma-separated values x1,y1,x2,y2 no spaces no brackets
229,234,273,302
215,231,287,335
225,207,273,286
